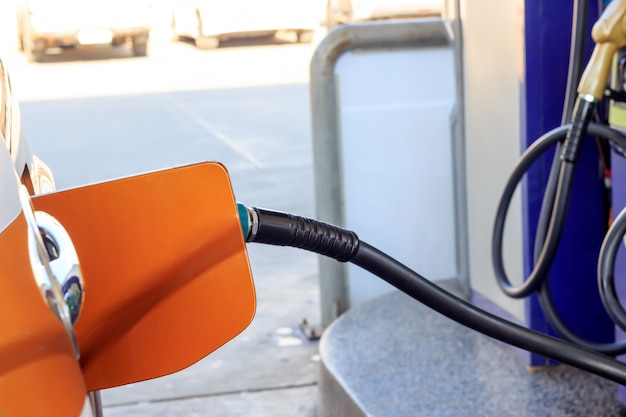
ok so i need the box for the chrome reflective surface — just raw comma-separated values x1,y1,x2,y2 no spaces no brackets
19,186,81,357
35,210,84,325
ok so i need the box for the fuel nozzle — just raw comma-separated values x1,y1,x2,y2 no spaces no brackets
237,203,360,262
558,2,626,162
578,0,626,100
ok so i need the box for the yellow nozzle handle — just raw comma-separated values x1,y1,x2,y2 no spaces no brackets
578,0,626,99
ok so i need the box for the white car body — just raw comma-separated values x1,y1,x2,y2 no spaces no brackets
16,0,152,59
327,0,443,26
353,0,442,20
172,0,325,48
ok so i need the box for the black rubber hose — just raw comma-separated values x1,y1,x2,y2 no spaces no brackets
538,277,626,355
587,123,626,158
492,123,626,354
244,206,626,384
516,1,626,354
526,98,596,304
534,150,562,265
533,0,588,265
563,0,588,125
535,124,626,355
494,98,594,297
599,206,626,331
351,241,626,385
492,125,569,298
492,121,623,300
531,0,589,301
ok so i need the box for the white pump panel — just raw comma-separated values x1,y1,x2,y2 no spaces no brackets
334,46,458,306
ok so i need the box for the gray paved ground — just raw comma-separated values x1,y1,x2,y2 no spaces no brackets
104,385,318,417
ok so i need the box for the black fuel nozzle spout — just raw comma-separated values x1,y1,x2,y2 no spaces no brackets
238,204,359,262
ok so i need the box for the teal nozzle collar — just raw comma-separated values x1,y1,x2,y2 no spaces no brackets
237,202,249,240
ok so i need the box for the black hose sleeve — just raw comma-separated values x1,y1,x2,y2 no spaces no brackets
351,241,626,385
247,207,359,262
561,96,595,163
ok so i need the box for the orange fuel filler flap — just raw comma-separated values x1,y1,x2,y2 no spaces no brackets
33,162,256,391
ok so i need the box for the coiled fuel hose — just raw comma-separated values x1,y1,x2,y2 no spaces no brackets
492,0,626,356
238,205,626,385
492,118,626,355
599,204,626,332
237,0,626,390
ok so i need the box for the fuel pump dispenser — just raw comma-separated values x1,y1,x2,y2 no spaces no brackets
491,0,620,358
491,0,626,356
488,3,626,406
